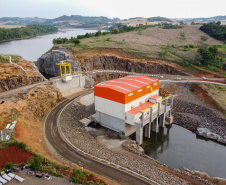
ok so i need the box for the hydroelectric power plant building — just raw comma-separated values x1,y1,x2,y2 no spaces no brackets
94,75,173,144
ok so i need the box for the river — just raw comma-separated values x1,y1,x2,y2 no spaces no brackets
0,29,97,61
141,124,226,179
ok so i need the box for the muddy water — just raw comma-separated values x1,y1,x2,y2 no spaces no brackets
141,124,226,178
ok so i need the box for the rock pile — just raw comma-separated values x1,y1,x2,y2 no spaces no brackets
173,98,226,145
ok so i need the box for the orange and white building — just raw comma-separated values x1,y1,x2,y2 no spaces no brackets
94,75,173,144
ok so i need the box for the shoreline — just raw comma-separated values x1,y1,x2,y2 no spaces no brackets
0,31,58,43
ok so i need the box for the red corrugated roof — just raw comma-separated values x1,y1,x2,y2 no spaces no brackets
96,75,158,94
127,102,154,115
94,75,159,104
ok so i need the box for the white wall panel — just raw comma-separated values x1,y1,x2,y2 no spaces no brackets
95,96,125,120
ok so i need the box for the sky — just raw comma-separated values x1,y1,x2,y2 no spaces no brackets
0,0,225,19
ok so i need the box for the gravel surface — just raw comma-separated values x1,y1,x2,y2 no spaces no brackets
60,102,189,185
6,170,71,185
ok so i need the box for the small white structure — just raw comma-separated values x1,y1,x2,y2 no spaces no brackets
62,74,72,82
8,173,15,179
0,177,7,184
15,175,24,182
2,174,11,181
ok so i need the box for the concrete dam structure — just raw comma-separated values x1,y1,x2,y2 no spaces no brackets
94,75,173,144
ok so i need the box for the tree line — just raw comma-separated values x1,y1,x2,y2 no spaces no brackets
0,25,58,42
200,22,226,41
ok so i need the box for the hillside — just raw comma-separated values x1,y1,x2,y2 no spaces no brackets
66,25,222,64
172,15,226,23
1,15,226,29
0,15,120,29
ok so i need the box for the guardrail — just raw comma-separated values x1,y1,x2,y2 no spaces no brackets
57,94,160,185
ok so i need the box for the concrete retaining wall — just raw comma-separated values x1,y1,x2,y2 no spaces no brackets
52,74,85,94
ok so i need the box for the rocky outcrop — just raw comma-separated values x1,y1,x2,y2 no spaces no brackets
197,128,226,144
80,56,188,75
0,57,43,92
0,75,42,92
36,50,66,77
37,52,188,77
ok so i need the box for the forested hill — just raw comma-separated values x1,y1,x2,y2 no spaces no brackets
0,15,120,28
200,22,226,41
0,25,58,42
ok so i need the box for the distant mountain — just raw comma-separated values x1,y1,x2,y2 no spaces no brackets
128,17,144,20
172,15,226,23
0,15,225,29
0,17,47,25
0,15,120,29
148,16,173,22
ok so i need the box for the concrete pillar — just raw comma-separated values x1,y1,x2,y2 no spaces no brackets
152,118,159,133
144,122,151,138
136,124,143,145
140,111,144,127
149,106,153,122
159,113,166,127
165,99,168,112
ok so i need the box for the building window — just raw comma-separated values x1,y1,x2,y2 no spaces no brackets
128,93,133,96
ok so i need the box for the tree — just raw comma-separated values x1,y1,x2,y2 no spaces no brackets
30,156,43,171
200,36,208,41
73,38,80,45
112,28,119,34
180,32,186,39
5,162,13,169
95,30,101,37
197,45,219,65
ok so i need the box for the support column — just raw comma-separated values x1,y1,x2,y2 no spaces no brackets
144,122,151,138
159,113,166,127
136,124,143,145
152,118,159,133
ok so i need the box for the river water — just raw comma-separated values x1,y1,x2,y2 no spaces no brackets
142,124,226,179
0,29,97,61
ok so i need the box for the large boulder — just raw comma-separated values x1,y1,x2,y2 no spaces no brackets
196,128,210,138
36,50,66,77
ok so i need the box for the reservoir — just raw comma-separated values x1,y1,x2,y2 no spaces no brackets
142,124,226,179
0,29,97,61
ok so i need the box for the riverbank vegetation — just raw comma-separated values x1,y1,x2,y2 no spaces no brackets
0,25,58,42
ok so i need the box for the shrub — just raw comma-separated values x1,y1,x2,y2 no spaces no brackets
189,44,195,48
201,36,208,41
73,169,82,176
72,38,80,45
31,156,43,171
5,162,13,169
112,28,119,34
18,142,27,151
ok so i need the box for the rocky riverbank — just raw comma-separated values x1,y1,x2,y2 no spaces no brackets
173,99,226,144
59,99,212,185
